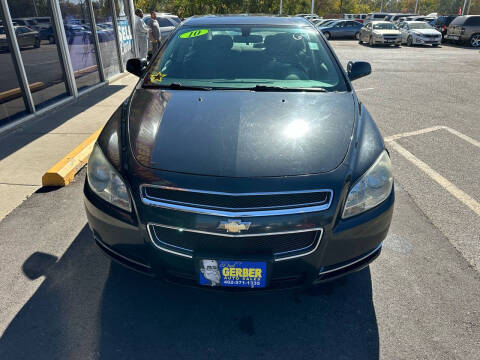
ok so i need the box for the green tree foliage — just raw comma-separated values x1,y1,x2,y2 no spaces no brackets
134,0,478,17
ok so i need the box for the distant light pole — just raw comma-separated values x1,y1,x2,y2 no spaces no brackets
279,0,282,14
461,0,467,14
311,0,315,14
415,0,419,14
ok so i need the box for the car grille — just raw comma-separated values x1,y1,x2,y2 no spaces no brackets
148,224,322,261
383,35,399,39
140,185,333,216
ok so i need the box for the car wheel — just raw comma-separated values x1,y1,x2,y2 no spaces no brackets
407,36,413,47
369,36,374,46
432,44,439,47
394,44,400,47
355,32,360,40
470,34,480,48
324,32,331,40
34,39,40,48
48,35,55,44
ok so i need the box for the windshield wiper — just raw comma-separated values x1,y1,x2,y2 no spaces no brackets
248,85,328,92
143,82,212,91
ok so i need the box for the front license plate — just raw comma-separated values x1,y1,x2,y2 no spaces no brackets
199,259,267,288
385,40,394,43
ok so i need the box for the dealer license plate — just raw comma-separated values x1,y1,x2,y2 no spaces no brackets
198,259,267,288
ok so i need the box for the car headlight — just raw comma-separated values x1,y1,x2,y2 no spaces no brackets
373,32,383,38
342,150,393,219
87,143,132,212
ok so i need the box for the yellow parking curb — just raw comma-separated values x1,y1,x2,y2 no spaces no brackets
41,127,103,187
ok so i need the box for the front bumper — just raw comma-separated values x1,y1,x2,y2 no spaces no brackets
373,37,401,45
84,180,394,289
411,36,441,45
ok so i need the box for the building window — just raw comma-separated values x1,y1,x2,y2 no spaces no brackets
91,0,120,79
0,7,28,125
59,0,101,91
7,0,69,110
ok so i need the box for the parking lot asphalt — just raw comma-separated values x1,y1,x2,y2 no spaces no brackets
0,40,479,359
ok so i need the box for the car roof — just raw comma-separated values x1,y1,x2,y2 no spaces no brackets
370,21,391,24
405,21,428,23
183,15,310,26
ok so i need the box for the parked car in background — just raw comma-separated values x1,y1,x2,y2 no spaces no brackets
316,19,337,27
144,13,181,57
143,13,180,41
0,25,40,51
319,20,363,40
12,18,38,30
433,15,457,41
365,13,390,23
387,13,417,23
39,25,56,43
445,15,480,47
359,21,401,46
398,21,442,46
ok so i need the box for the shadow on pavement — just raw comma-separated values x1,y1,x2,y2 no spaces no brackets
0,83,127,162
0,225,379,359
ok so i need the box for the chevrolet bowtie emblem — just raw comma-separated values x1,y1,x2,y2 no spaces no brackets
218,219,251,233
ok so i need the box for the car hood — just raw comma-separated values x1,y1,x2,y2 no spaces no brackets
128,89,355,177
374,29,401,35
411,29,441,35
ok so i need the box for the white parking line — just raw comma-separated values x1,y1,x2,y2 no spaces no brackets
444,127,480,149
355,87,375,92
384,126,445,142
387,138,480,217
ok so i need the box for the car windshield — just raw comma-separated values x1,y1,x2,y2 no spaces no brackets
145,25,347,91
373,23,397,30
409,23,433,29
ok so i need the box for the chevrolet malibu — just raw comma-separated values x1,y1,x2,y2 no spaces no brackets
359,21,402,46
84,16,394,290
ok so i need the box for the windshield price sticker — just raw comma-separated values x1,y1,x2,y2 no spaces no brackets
199,260,267,288
179,29,209,39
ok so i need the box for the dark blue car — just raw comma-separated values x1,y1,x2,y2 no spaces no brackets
319,20,363,40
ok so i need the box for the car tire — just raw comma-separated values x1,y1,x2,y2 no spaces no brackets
432,44,439,47
355,32,360,40
394,44,400,47
470,33,480,48
324,32,331,40
407,36,413,47
369,36,374,46
48,35,55,44
34,39,40,48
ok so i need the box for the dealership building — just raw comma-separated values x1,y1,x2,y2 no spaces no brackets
0,0,138,132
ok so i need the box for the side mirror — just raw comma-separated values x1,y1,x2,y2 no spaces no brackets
126,58,147,77
347,61,371,81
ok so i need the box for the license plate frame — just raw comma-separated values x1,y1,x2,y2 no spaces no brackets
197,259,268,288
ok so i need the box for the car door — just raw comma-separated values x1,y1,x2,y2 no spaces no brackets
15,27,27,48
402,23,410,42
333,21,347,38
346,21,361,37
362,23,372,41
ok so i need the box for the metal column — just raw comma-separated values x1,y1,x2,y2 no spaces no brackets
110,0,125,72
128,0,138,57
49,0,78,98
87,0,106,82
0,0,35,113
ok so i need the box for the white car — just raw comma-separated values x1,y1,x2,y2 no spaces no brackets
398,21,442,46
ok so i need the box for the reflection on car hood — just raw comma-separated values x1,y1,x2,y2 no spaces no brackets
374,29,401,35
411,29,441,35
128,89,355,177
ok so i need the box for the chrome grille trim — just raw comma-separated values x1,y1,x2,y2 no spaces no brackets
318,243,382,275
140,185,334,217
147,223,323,261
